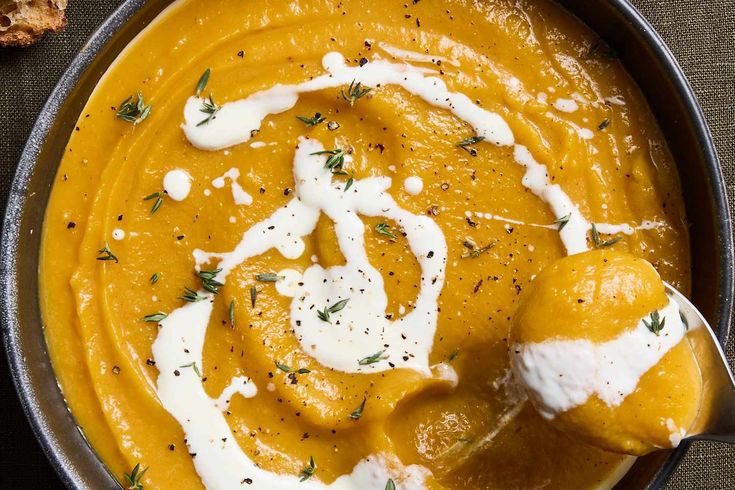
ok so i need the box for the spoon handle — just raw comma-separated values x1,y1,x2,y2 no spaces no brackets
666,285,735,442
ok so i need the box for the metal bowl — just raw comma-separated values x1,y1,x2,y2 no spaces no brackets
2,0,732,488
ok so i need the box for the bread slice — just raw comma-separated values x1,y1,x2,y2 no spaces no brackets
0,0,68,47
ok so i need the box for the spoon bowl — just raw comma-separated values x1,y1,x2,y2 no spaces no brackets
666,283,735,443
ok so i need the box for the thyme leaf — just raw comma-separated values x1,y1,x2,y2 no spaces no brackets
196,94,221,126
142,312,167,323
275,361,291,372
590,224,622,249
180,287,206,303
250,286,257,308
344,175,355,192
195,68,211,97
461,237,494,258
274,360,311,374
375,222,397,240
358,349,388,365
598,118,610,131
456,135,485,156
124,463,147,490
256,272,284,282
196,268,223,294
341,79,371,106
143,191,164,214
116,92,152,125
350,397,367,420
643,310,666,336
297,112,326,127
554,213,571,231
150,272,161,285
179,361,201,377
96,242,118,263
311,148,346,174
299,456,317,481
317,298,350,323
386,479,396,490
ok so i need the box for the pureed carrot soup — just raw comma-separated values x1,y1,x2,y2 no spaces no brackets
40,0,692,488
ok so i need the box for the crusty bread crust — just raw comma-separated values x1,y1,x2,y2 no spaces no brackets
0,0,68,47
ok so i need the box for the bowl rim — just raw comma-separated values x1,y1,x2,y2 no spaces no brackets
2,0,732,488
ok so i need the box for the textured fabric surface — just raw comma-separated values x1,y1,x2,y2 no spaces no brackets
0,0,732,488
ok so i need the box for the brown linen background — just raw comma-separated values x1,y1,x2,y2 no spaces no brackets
0,0,732,488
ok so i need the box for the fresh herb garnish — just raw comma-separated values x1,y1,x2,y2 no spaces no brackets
350,397,367,420
255,272,283,282
142,312,167,323
358,350,388,365
448,349,459,361
316,298,350,323
179,361,202,377
150,272,161,285
456,135,485,156
341,79,371,106
274,360,311,374
375,222,397,240
311,148,347,174
274,361,291,372
461,237,494,258
229,300,236,326
344,175,355,192
196,268,223,294
196,94,221,127
143,191,164,214
299,456,317,482
96,242,118,263
554,213,571,231
643,310,666,336
180,287,205,303
598,118,610,131
195,68,211,97
116,92,152,125
385,479,396,490
590,224,622,249
297,112,326,127
250,286,257,308
124,463,147,490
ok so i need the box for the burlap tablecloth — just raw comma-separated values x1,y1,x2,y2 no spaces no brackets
0,0,732,488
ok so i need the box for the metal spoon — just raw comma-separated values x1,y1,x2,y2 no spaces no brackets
665,283,735,442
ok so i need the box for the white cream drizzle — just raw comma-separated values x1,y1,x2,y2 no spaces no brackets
512,145,590,254
153,49,661,488
152,249,430,488
183,52,593,254
594,220,665,235
163,168,192,201
212,168,253,206
195,139,447,374
511,297,685,419
183,52,514,151
403,176,424,195
474,212,664,236
214,376,258,411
